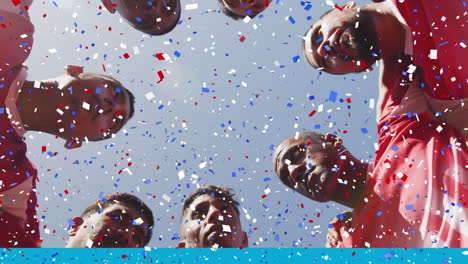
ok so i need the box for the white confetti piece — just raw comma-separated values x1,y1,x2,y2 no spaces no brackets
429,49,437,59
199,161,207,169
243,16,251,23
369,98,375,109
20,34,28,39
162,194,171,202
134,217,144,225
185,3,198,10
178,170,185,180
145,92,155,100
86,239,93,248
82,102,90,110
436,125,443,132
133,46,140,55
56,108,64,116
48,48,58,54
407,64,417,74
264,188,271,194
222,225,231,232
34,81,41,88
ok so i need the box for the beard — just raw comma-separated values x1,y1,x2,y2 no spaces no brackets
344,12,378,62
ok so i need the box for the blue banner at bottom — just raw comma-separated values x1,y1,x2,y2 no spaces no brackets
1,248,467,263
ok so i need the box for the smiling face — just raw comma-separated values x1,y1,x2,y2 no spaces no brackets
222,0,271,17
54,73,131,148
179,194,248,248
303,3,378,74
66,203,150,248
273,133,342,202
106,0,181,35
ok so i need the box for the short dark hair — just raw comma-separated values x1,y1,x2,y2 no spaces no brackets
82,72,135,121
149,2,181,35
182,185,241,220
82,193,154,246
217,0,257,20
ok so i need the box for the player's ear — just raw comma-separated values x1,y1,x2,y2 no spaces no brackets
177,241,186,248
68,216,84,237
65,138,82,149
325,133,343,149
241,231,249,248
101,0,116,13
342,2,357,9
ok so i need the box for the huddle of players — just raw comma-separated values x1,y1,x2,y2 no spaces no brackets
3,0,465,248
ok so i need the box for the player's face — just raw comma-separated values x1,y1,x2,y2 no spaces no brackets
274,136,340,202
303,6,378,74
58,74,130,147
115,0,180,35
180,195,247,248
68,203,150,248
223,0,271,17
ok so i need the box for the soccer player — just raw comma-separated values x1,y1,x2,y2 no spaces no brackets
178,185,248,248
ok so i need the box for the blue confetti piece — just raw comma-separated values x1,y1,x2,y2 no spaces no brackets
405,204,414,210
438,41,448,46
288,16,295,24
376,211,383,216
47,152,54,157
136,17,142,22
304,4,312,10
361,128,368,134
328,91,337,102
201,88,209,93
292,55,300,63
391,145,399,151
174,50,181,57
95,87,101,94
0,108,4,114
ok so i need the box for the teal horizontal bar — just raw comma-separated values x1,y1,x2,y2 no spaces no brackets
1,248,467,264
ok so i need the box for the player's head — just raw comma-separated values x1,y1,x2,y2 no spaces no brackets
303,2,378,74
273,131,346,202
102,0,181,35
66,193,154,248
32,65,135,149
178,185,248,248
217,0,271,20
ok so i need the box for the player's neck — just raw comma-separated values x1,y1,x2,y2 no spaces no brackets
333,154,368,208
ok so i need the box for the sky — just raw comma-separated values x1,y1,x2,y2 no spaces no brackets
25,0,380,247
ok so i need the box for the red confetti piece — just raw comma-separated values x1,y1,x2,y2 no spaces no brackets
41,146,46,152
239,36,246,42
155,53,166,60
12,0,21,7
308,110,317,117
346,98,352,103
334,4,343,11
123,53,130,59
261,194,267,198
156,70,164,83
64,190,69,194
102,64,106,72
121,255,127,259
